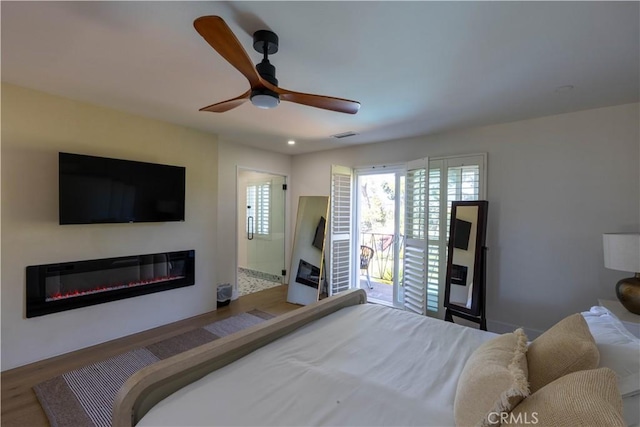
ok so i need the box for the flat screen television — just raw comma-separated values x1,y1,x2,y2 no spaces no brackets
59,152,186,224
453,218,472,250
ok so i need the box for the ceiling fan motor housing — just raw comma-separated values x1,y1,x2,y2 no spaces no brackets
251,29,280,108
256,60,278,86
253,30,279,86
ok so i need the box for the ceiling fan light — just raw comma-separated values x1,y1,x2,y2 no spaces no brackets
250,89,280,109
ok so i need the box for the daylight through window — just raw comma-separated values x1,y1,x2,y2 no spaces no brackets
246,182,270,236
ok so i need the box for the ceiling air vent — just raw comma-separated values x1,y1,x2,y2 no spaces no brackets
332,131,358,139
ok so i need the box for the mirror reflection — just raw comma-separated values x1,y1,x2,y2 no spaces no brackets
444,201,488,328
287,196,329,305
448,206,479,309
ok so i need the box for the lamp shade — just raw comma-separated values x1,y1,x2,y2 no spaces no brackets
603,233,640,273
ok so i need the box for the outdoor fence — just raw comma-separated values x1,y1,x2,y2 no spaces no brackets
359,232,405,283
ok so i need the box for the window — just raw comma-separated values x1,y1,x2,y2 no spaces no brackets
426,155,485,316
331,155,485,316
246,182,270,236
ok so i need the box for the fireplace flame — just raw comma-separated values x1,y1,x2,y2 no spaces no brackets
46,275,185,302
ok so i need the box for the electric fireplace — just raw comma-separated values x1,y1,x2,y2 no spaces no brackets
26,250,195,318
295,259,320,288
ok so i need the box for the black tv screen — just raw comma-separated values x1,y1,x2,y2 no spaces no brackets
312,216,326,250
59,152,185,224
453,218,472,250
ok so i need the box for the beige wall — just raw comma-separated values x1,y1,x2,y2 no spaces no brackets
291,103,640,336
1,84,219,370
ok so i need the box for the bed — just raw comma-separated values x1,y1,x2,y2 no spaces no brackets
113,289,637,427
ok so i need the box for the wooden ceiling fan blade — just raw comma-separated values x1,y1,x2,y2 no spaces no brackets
200,90,250,113
193,18,359,115
275,87,360,114
194,16,263,88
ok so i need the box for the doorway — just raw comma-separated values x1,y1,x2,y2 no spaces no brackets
237,169,286,296
355,167,405,306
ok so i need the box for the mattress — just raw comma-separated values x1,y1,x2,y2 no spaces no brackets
139,303,496,426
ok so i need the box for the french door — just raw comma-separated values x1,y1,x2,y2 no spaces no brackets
354,166,405,307
405,155,486,318
329,154,485,317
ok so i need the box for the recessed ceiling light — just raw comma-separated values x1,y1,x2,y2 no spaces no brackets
554,85,574,93
288,140,295,145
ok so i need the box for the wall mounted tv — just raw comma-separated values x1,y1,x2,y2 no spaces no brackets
59,152,186,224
453,218,472,250
312,216,326,250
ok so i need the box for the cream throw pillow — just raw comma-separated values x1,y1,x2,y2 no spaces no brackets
527,313,599,393
454,328,529,427
507,367,625,427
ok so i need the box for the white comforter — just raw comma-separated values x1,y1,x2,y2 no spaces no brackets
139,303,496,426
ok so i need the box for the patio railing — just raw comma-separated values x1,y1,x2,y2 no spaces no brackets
359,233,405,283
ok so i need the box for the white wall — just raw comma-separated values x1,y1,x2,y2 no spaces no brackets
291,103,640,335
1,84,219,370
216,140,292,298
2,83,636,369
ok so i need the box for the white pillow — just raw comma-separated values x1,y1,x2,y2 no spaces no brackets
582,306,639,345
582,306,640,427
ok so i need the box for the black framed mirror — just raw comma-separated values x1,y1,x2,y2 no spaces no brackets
444,200,488,328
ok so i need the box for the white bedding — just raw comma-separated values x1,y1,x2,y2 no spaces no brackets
139,303,496,426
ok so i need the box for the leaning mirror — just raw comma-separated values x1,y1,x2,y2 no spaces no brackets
444,201,488,327
287,196,329,305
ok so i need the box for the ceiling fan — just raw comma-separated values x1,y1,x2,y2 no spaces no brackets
193,16,360,115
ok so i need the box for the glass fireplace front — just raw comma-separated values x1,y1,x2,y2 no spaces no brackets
26,250,195,318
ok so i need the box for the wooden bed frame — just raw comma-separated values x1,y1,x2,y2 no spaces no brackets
112,289,367,426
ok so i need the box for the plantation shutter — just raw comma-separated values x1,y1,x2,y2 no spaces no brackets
443,156,485,244
426,161,444,316
403,158,429,315
246,186,256,235
329,165,353,296
246,182,270,236
427,154,486,318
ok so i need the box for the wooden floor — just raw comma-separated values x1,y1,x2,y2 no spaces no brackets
1,285,298,427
